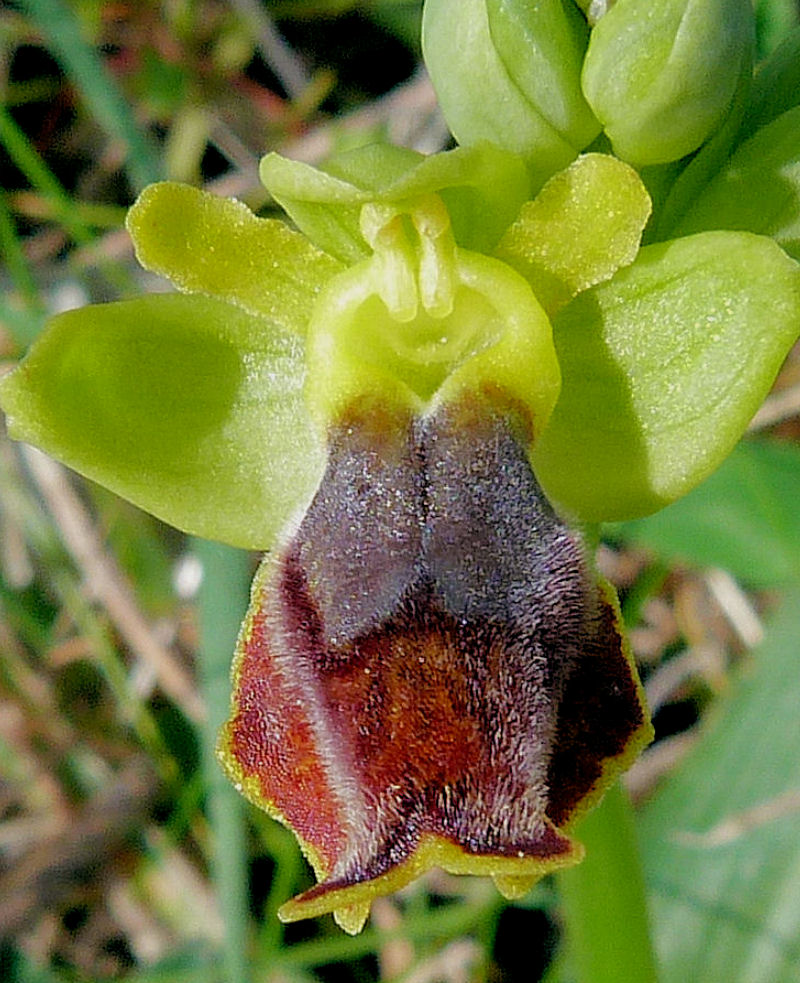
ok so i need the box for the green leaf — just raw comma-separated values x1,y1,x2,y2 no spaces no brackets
640,593,800,982
260,141,530,263
618,440,800,587
531,231,800,521
495,153,651,317
0,294,324,550
127,182,343,334
673,106,800,262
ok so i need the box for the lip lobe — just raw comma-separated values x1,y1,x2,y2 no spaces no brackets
219,396,651,929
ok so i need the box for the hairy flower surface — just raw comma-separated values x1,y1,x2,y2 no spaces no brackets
220,397,650,932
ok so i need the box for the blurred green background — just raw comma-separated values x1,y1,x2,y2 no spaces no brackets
1,2,800,981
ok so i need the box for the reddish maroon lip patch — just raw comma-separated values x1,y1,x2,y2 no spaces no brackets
218,398,652,932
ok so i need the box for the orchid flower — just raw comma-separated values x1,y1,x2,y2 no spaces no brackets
2,0,800,938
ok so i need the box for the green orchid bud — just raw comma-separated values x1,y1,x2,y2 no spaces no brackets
422,0,600,192
581,0,755,166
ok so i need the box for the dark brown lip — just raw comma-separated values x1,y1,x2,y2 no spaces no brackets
221,398,651,920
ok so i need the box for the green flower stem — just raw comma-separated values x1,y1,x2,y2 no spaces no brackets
195,539,253,983
558,781,658,983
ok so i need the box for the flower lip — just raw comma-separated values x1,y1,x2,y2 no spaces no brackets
218,394,653,933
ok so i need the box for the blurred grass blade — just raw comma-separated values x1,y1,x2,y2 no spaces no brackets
0,105,96,247
0,189,44,335
640,593,800,982
97,946,222,983
272,896,498,970
558,782,659,983
195,539,252,983
0,106,139,297
21,0,161,190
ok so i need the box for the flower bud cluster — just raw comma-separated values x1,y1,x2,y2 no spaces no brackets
423,0,755,181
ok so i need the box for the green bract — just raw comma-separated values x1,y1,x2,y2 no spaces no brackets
739,25,800,140
582,0,755,166
673,106,800,262
422,0,599,193
1,147,798,551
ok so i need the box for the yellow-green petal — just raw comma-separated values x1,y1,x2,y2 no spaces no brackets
127,182,343,334
495,153,651,317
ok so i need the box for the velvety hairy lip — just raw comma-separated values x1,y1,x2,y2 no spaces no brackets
218,396,651,933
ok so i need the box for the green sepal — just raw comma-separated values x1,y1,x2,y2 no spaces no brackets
581,0,755,166
422,0,579,192
531,231,800,521
321,143,426,192
495,153,651,317
126,182,343,334
260,142,530,263
0,294,324,550
672,106,800,262
261,149,394,265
